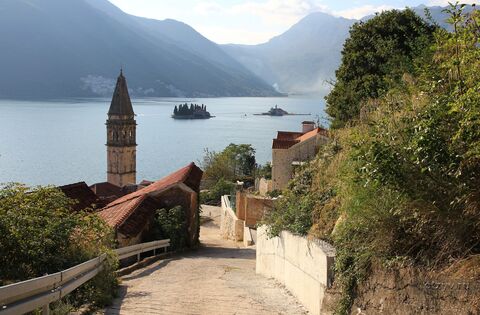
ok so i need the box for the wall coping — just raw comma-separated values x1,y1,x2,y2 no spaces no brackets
221,195,239,220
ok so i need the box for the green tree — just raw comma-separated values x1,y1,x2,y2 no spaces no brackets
152,206,187,250
201,144,256,182
200,178,235,205
325,9,436,128
0,183,118,307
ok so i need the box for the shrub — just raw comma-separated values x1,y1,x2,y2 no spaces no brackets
0,183,118,308
152,206,187,251
263,6,480,314
200,178,235,205
325,9,435,128
201,144,256,182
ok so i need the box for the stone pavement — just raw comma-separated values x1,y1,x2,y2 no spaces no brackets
103,205,307,315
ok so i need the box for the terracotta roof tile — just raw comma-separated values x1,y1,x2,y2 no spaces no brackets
107,162,201,208
272,139,299,149
98,162,203,231
90,182,124,199
272,127,328,150
59,182,99,212
276,131,304,140
98,195,146,228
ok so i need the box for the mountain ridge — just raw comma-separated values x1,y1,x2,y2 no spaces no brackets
222,4,473,95
0,0,278,99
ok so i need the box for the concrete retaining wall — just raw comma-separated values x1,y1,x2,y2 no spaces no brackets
256,226,336,315
220,195,244,241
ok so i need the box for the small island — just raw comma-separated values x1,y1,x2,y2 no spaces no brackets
172,103,213,119
254,105,310,116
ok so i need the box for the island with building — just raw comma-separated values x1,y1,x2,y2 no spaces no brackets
255,105,310,116
172,103,212,119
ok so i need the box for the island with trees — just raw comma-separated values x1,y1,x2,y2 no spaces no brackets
172,103,213,119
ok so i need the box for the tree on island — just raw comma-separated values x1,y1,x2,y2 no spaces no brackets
173,103,211,118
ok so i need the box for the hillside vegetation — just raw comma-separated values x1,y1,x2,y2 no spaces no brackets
263,4,480,313
0,184,118,311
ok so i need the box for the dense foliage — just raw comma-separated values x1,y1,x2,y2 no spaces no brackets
264,5,480,314
151,206,187,251
201,143,257,182
0,183,118,308
200,178,235,205
173,103,210,117
256,162,272,180
325,9,435,128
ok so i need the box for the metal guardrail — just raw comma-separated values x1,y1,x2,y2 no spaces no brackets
0,239,170,315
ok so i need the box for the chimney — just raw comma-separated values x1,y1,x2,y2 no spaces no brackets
302,121,315,133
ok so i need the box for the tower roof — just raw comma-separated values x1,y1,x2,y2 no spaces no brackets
108,70,134,116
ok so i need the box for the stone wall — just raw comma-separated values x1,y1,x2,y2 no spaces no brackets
220,195,244,241
272,148,291,191
350,264,480,314
256,226,336,315
236,191,274,227
272,133,329,191
258,178,273,196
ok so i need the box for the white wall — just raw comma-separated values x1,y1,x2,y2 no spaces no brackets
256,226,336,315
220,195,244,241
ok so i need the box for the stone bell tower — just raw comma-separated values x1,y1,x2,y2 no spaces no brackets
106,70,137,187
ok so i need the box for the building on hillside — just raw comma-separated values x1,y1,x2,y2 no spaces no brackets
59,182,100,212
106,70,137,187
98,162,203,248
89,181,127,207
271,121,329,190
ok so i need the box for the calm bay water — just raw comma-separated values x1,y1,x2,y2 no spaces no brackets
0,96,326,186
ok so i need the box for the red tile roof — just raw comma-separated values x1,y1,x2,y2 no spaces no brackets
272,127,327,150
272,139,300,149
90,182,123,199
99,195,146,228
98,162,203,231
276,131,304,140
59,182,99,212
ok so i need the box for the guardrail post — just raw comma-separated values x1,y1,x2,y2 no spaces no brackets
137,253,140,263
42,304,50,315
153,248,156,256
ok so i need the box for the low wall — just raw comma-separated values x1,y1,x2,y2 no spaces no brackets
236,191,274,227
258,178,273,196
256,226,336,315
220,195,244,241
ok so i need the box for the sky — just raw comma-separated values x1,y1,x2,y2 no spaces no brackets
107,0,478,44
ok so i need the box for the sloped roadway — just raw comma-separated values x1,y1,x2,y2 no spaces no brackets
103,205,307,315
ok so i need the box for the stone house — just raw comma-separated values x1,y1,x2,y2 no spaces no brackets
271,121,329,190
98,162,203,248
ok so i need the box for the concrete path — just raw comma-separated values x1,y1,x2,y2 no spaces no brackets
103,205,307,315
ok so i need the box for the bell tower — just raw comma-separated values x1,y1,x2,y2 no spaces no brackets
106,70,137,187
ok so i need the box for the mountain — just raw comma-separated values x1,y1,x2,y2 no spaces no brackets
412,4,475,30
0,0,278,99
222,12,355,95
222,5,475,95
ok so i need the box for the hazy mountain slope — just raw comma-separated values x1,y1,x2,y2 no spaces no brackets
223,5,474,95
223,12,355,95
0,0,277,99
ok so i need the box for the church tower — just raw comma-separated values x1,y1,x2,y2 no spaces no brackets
106,70,137,187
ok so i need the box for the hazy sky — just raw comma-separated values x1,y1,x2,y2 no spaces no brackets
107,0,477,44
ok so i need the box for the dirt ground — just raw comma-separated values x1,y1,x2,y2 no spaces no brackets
103,205,307,315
